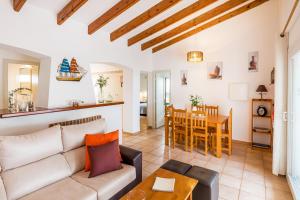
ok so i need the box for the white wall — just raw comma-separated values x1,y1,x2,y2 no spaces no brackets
0,105,123,142
0,0,153,133
152,1,277,142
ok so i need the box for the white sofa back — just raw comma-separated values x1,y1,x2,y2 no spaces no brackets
0,125,69,200
61,118,106,174
61,118,106,152
0,118,107,200
0,125,63,171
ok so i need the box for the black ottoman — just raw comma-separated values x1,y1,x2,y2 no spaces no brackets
185,166,219,200
161,159,192,175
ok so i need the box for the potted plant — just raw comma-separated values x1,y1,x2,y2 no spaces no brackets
189,95,203,108
96,75,109,103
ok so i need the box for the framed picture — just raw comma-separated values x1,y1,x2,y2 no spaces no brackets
271,67,275,84
248,51,258,72
207,62,223,80
180,70,188,85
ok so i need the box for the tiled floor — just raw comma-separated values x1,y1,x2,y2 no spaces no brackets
122,127,293,200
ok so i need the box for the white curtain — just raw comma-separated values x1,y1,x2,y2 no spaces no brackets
273,35,288,176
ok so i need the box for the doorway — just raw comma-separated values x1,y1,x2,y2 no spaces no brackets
287,52,300,198
140,72,148,131
155,71,171,128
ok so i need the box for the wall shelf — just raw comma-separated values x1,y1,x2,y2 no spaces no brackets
0,101,124,119
251,98,273,150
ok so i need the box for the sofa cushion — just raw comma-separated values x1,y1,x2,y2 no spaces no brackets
19,177,97,200
62,119,106,152
88,140,122,178
2,154,71,200
85,130,119,171
72,164,136,200
63,146,85,174
0,125,63,171
0,176,7,200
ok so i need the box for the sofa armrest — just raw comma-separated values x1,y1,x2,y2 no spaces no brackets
120,145,142,183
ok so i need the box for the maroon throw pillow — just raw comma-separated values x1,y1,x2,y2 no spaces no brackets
88,140,122,178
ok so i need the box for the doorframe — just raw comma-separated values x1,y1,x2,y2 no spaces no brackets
153,70,171,129
287,52,300,200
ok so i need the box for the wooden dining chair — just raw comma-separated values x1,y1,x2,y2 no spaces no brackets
190,111,209,155
222,108,232,155
205,105,219,116
172,108,188,151
211,108,232,155
195,105,206,112
165,104,173,144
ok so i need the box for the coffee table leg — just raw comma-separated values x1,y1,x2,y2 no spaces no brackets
188,192,193,200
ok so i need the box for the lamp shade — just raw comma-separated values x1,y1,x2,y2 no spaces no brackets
256,85,268,93
187,51,203,62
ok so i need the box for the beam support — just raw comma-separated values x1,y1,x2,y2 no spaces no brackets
152,0,269,53
57,0,88,25
128,0,217,46
88,0,140,35
110,0,181,41
13,0,26,12
142,0,249,51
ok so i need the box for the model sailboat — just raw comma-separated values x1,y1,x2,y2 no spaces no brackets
56,58,87,81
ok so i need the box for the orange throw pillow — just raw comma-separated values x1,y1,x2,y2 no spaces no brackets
85,130,119,171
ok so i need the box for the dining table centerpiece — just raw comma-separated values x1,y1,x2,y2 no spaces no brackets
189,95,203,107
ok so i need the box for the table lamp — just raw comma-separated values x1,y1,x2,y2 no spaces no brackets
256,85,268,99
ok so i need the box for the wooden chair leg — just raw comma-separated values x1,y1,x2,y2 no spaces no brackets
172,131,175,149
205,136,208,155
228,136,232,156
190,132,193,152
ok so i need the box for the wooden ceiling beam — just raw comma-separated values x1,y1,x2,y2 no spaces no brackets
142,0,250,51
152,0,269,53
128,0,217,46
110,0,181,41
88,0,140,35
13,0,27,12
57,0,88,25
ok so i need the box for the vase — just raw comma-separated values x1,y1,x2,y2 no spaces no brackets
98,87,104,103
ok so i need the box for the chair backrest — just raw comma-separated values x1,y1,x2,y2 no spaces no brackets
229,108,232,135
172,108,188,127
191,111,208,131
195,105,206,112
205,105,219,116
165,104,173,117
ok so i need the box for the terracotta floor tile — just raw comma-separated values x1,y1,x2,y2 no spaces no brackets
240,179,265,198
266,187,293,200
219,184,239,200
239,190,265,200
125,127,292,199
220,174,242,189
222,166,244,179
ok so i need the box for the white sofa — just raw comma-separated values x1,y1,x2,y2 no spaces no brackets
0,119,142,200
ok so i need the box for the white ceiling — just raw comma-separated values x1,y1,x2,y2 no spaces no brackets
25,0,249,46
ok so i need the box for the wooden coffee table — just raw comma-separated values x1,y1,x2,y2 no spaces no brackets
121,168,198,200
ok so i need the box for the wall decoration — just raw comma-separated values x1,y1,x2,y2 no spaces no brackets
56,57,87,81
207,62,223,80
271,67,275,84
180,70,188,85
248,51,259,72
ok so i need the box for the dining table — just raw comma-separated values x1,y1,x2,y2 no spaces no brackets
164,112,229,158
